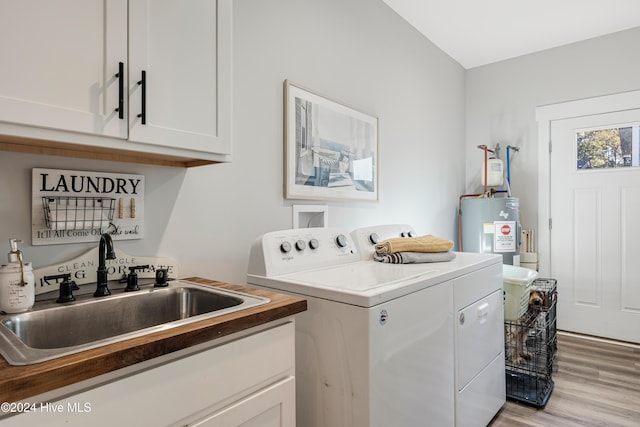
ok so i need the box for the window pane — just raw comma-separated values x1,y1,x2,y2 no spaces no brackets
576,125,640,170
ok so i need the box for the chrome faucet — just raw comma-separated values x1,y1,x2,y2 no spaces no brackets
94,233,116,297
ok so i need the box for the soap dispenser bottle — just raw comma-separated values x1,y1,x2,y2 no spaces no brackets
0,239,35,313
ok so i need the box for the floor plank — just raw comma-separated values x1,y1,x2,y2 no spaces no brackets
489,333,640,427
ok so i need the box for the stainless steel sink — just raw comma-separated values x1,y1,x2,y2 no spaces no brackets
0,280,269,365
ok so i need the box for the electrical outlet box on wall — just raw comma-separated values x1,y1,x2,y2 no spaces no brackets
292,205,328,228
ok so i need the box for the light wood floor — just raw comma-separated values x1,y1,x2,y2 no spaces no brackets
489,332,640,427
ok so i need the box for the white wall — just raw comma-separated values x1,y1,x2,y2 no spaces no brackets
0,0,466,285
465,27,640,244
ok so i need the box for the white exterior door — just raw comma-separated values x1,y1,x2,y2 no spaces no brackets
550,109,640,343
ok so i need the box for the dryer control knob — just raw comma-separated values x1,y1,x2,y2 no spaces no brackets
295,240,306,251
401,231,409,237
407,230,415,237
335,234,348,248
280,242,292,253
309,238,319,250
369,233,380,244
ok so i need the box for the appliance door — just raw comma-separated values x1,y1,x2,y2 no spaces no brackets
456,289,503,390
455,289,505,427
370,280,454,427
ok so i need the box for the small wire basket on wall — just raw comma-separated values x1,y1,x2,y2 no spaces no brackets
42,197,115,231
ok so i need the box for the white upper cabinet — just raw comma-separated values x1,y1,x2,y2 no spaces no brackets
0,0,232,165
0,0,128,138
128,0,231,155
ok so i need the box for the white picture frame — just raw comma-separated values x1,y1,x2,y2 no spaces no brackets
284,80,378,201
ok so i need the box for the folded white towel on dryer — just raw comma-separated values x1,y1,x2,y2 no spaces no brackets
373,251,456,264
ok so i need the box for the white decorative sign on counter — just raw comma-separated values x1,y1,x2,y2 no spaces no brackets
32,247,179,296
31,168,145,245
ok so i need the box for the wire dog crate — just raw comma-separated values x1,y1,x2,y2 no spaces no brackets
42,196,115,231
504,278,557,407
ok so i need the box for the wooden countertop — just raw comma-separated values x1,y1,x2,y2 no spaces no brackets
0,277,307,403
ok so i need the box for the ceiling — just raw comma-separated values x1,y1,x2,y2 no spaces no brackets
381,0,640,69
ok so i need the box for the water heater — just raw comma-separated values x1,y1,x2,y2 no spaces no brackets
461,197,520,265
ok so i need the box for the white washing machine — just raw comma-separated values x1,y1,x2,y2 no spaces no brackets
247,227,503,427
351,224,506,427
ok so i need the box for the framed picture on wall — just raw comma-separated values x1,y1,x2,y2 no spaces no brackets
284,80,378,201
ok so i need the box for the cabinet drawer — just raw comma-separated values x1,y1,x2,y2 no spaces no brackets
188,376,295,427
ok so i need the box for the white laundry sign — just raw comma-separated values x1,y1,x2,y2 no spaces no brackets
31,168,145,246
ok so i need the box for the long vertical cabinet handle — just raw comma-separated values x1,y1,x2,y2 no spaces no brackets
137,71,146,125
114,62,124,119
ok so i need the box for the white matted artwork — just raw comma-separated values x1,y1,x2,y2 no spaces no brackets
284,80,378,201
32,168,145,245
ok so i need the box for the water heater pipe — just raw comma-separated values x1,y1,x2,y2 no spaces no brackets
457,193,482,251
477,145,494,194
506,145,520,186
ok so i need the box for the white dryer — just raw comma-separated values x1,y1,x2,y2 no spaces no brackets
247,227,502,427
351,224,506,427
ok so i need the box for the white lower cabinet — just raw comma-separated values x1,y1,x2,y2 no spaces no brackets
0,321,295,427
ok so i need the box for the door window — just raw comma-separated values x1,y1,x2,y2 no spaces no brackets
576,124,640,170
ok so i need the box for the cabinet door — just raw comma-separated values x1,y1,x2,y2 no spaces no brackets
128,0,231,155
190,377,295,427
0,0,128,139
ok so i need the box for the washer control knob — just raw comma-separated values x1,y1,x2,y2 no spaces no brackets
401,231,409,237
407,230,415,237
295,240,306,251
335,234,349,248
280,241,292,253
369,233,380,244
309,238,320,250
